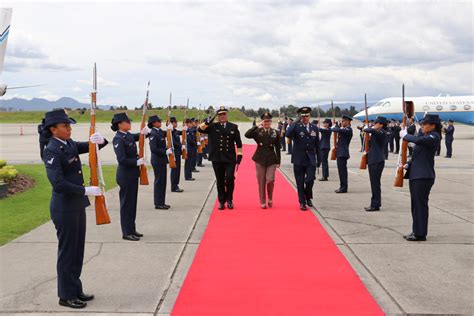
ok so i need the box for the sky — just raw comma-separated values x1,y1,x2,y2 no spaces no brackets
1,0,473,109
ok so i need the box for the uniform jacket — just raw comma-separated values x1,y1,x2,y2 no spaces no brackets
171,129,182,156
392,125,401,139
149,127,168,165
445,125,455,141
332,125,353,158
44,137,107,212
113,131,140,180
244,126,281,166
286,121,321,166
319,127,332,150
198,121,242,163
186,127,197,157
364,127,387,165
405,131,440,180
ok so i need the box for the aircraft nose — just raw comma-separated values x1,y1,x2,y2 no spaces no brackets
354,110,364,119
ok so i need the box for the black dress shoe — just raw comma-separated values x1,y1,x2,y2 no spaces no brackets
405,235,427,241
318,177,328,181
122,234,140,241
185,178,195,181
78,293,95,301
155,205,169,210
306,199,313,207
403,232,415,240
335,189,347,193
218,203,225,210
192,169,200,172
172,188,184,192
163,204,171,208
364,207,380,212
300,203,307,211
227,201,234,209
133,231,143,237
59,298,87,309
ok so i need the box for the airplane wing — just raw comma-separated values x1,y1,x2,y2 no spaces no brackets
0,8,12,77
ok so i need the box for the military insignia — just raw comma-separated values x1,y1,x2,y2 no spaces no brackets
114,143,119,148
150,137,154,140
429,135,435,138
299,131,305,136
310,131,317,136
47,157,55,165
68,157,76,164
230,131,235,134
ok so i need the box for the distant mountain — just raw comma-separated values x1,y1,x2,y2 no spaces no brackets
0,97,113,111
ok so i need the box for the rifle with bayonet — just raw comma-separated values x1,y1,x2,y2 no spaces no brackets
197,105,203,154
330,100,338,160
88,63,111,225
138,82,150,185
394,84,414,187
359,93,370,170
181,98,188,160
167,93,177,169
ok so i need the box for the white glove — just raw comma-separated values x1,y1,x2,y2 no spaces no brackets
183,125,188,131
136,158,146,166
84,186,102,196
141,126,151,135
166,148,173,155
400,128,408,139
197,142,201,146
364,125,369,129
200,137,205,142
182,145,186,151
89,133,105,144
167,124,174,131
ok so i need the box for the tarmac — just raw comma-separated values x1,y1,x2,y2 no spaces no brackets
0,121,473,315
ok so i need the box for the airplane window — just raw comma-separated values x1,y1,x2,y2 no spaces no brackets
422,105,430,111
464,104,471,110
373,102,383,107
383,101,390,107
449,105,457,111
436,105,443,111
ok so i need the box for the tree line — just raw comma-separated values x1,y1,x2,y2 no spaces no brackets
239,105,359,119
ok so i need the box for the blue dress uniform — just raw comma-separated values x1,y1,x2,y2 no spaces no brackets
364,116,387,211
170,117,183,192
198,106,242,209
286,107,321,210
403,114,441,241
444,121,455,158
148,115,169,209
318,118,332,181
184,121,198,180
332,115,353,193
42,110,107,305
111,113,141,240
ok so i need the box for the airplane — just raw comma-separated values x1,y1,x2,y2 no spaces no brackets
354,95,474,125
1,7,42,96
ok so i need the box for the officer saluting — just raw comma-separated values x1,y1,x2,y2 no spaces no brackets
400,114,441,241
318,118,332,181
198,106,243,210
444,119,455,158
111,113,149,241
148,115,171,210
286,106,321,210
43,109,107,308
332,115,353,193
363,116,387,212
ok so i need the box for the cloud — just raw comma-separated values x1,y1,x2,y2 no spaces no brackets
77,77,119,87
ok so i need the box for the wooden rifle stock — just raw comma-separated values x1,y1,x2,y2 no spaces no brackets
359,93,370,170
330,100,337,160
138,82,150,185
394,84,414,187
89,63,110,225
167,93,177,169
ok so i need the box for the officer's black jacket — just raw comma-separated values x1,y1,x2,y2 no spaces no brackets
186,127,197,157
332,125,353,158
149,127,168,165
319,127,332,150
392,125,401,139
113,131,140,180
286,121,321,166
244,126,281,166
445,125,455,141
405,131,440,180
44,137,108,212
364,127,386,164
198,121,242,163
171,129,182,155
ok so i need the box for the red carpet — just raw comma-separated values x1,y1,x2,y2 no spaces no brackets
172,145,383,316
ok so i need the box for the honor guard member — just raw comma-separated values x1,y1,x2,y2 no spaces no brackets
111,113,149,241
169,116,184,192
286,118,294,155
148,115,171,210
184,118,197,181
318,118,332,181
444,120,455,158
43,109,107,308
286,106,321,210
198,106,243,210
400,114,441,241
387,121,395,153
393,120,402,154
332,115,353,193
38,117,54,161
190,118,200,172
363,116,387,212
196,118,205,167
245,112,281,209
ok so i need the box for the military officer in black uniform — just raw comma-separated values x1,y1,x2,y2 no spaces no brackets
148,115,171,210
318,118,332,181
198,106,243,210
400,114,441,241
286,118,294,155
111,113,149,241
363,116,387,211
444,120,455,158
392,120,401,154
286,107,321,210
332,115,353,193
387,121,395,153
184,118,197,181
42,109,107,308
169,117,184,192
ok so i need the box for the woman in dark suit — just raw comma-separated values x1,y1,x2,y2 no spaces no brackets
245,112,281,209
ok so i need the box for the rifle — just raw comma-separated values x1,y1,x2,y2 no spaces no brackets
167,93,177,169
197,104,203,154
394,84,414,187
330,100,337,160
88,63,111,225
359,93,370,169
138,81,150,185
181,98,188,160
317,105,321,128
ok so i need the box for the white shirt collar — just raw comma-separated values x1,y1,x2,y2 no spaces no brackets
54,137,68,145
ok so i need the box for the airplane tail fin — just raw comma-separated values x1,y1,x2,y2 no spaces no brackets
0,8,13,77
